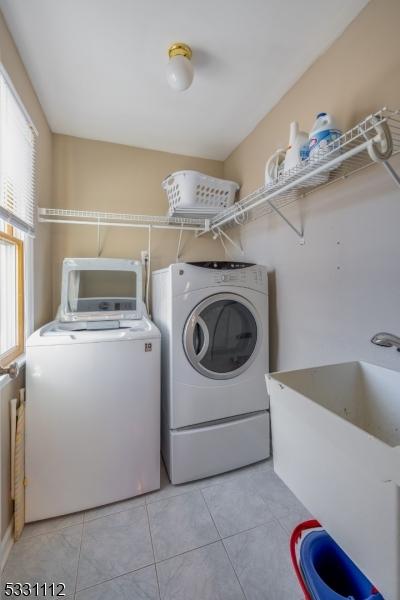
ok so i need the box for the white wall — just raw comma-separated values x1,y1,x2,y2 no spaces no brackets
233,154,400,373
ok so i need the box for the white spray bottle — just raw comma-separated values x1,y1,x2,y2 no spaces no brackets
283,121,309,173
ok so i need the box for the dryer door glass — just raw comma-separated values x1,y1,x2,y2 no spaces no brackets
184,293,259,380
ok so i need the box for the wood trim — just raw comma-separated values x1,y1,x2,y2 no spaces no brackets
0,519,14,572
0,231,24,367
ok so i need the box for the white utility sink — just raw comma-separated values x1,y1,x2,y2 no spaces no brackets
266,361,400,600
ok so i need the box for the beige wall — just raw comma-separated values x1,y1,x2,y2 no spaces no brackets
51,134,224,312
224,0,400,196
0,11,53,541
223,0,400,372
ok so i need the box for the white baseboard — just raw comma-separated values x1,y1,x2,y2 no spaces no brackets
0,519,14,572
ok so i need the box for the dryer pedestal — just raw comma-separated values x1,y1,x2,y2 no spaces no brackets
164,411,270,484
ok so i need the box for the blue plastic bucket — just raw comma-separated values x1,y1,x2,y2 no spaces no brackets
290,521,383,600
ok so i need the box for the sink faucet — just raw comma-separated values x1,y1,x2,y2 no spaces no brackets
371,332,400,351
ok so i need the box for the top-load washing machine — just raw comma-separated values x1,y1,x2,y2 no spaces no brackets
26,258,161,522
152,261,269,484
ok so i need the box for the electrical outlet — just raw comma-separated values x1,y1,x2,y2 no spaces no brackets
140,250,149,264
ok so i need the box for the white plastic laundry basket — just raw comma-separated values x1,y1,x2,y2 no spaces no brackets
162,170,239,217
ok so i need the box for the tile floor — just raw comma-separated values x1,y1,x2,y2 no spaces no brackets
1,459,311,599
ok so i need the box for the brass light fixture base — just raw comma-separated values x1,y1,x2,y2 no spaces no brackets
168,43,192,61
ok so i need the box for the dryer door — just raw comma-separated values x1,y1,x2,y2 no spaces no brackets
183,293,260,380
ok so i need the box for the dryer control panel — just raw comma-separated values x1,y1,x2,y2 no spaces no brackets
168,262,267,295
187,261,254,270
213,267,265,287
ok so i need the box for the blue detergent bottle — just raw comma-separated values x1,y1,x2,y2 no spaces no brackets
309,112,342,159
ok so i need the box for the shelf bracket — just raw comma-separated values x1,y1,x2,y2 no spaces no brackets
176,226,184,262
266,200,305,244
195,218,210,238
358,118,400,190
382,160,400,189
213,226,244,256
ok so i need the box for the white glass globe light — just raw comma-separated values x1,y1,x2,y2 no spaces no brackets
166,43,193,92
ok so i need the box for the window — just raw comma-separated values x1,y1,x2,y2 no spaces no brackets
0,224,24,364
0,66,37,367
0,67,37,233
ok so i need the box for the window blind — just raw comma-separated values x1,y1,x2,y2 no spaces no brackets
0,67,37,236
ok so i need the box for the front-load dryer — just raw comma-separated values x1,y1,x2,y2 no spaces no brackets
152,261,270,484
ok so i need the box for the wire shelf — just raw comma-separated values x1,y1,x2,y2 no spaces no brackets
38,108,400,243
38,207,207,231
209,108,400,235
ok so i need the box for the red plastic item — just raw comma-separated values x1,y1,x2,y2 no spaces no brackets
290,519,322,599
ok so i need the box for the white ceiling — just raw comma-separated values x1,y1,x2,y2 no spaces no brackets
0,0,368,160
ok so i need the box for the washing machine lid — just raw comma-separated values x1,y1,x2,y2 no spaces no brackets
27,317,160,346
59,257,143,322
183,292,260,380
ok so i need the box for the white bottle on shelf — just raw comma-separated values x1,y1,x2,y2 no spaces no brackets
309,112,342,165
283,121,309,173
264,148,286,185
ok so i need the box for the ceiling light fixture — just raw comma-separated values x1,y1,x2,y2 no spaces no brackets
166,43,193,92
